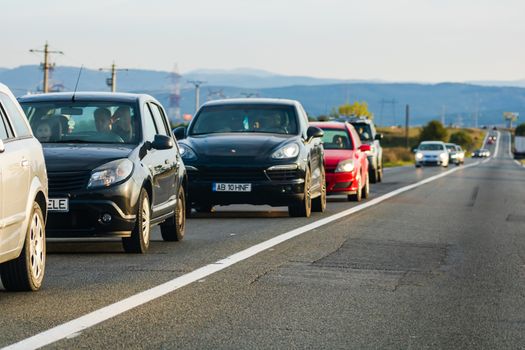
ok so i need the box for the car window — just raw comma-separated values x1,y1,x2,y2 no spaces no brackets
351,122,373,141
20,101,139,144
0,93,31,138
190,104,298,135
321,128,353,150
143,104,158,142
148,103,169,136
419,143,445,151
0,113,8,140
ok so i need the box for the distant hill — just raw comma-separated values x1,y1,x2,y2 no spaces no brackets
1,65,524,126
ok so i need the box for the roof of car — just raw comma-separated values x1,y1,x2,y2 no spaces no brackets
310,121,347,130
17,92,150,103
420,141,445,144
201,98,299,107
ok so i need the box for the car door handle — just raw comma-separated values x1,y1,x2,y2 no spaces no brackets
20,159,29,168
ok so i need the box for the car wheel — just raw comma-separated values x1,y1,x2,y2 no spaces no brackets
122,188,151,254
362,173,370,199
312,168,326,212
348,177,362,202
377,163,383,182
415,164,421,168
288,167,312,217
0,202,45,291
160,186,186,242
369,167,378,184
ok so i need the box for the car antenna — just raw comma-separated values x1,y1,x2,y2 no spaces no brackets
72,65,83,102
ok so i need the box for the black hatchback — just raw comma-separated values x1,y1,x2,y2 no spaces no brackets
175,98,326,217
19,92,187,253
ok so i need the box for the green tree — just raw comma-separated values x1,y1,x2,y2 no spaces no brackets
516,123,525,136
420,120,447,142
449,130,473,148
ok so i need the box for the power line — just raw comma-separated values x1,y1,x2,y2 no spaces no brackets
29,41,64,93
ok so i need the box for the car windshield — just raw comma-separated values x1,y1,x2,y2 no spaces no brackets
189,104,298,136
419,143,444,151
351,122,373,141
20,101,139,144
321,129,353,150
446,144,456,151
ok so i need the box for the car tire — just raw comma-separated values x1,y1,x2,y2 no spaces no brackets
288,167,312,218
0,202,46,291
122,189,151,254
160,186,186,242
348,177,362,202
415,164,421,168
312,168,326,213
362,173,370,199
370,167,378,184
377,163,383,182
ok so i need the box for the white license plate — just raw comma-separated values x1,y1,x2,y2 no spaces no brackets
48,198,69,212
213,183,252,192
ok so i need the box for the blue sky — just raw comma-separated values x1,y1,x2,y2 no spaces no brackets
2,0,524,82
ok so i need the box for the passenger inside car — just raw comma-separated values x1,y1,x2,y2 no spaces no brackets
94,108,112,133
34,120,52,142
112,106,133,142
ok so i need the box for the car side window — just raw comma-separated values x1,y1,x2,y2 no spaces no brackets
148,103,169,136
0,93,31,138
0,112,8,140
143,104,158,142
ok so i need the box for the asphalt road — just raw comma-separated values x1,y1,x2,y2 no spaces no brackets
2,131,524,349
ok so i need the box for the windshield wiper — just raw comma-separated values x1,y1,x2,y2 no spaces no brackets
52,139,91,143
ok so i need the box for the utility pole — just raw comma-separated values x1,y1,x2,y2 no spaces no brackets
188,80,206,114
99,62,128,92
29,41,63,93
405,104,410,149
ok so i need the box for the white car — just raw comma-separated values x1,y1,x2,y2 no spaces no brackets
415,141,449,168
0,83,48,291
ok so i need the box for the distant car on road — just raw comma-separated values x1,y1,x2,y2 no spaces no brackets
311,121,370,201
445,143,465,165
0,83,48,291
175,98,326,218
19,92,187,254
473,148,490,158
414,141,449,167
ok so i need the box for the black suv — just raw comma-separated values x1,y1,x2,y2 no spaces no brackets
345,117,383,183
175,98,326,218
19,92,187,253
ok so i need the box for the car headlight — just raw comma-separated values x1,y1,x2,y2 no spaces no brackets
271,143,300,159
179,144,197,160
416,152,423,160
439,152,448,160
335,159,355,173
88,159,133,189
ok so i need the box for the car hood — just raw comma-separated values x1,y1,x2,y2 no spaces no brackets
181,133,296,163
323,149,356,169
43,144,135,172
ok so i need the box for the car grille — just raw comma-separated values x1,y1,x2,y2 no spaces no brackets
265,169,301,181
189,168,268,182
48,171,90,195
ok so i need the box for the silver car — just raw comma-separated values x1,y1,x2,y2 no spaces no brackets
415,141,449,168
0,83,48,291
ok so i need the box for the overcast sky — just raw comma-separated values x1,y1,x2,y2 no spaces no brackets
2,0,524,82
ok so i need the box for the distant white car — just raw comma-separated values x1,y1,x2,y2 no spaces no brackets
0,83,48,291
415,141,449,167
445,143,465,165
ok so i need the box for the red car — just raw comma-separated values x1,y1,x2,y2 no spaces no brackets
311,122,370,201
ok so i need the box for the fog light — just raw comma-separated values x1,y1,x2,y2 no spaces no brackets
101,213,112,223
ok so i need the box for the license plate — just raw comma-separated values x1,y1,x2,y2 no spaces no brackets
213,183,252,192
48,198,69,212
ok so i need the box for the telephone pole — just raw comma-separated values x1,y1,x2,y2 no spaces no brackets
188,80,206,114
99,62,128,92
29,41,63,93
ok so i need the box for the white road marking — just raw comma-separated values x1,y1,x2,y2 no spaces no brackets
493,131,500,158
2,161,481,350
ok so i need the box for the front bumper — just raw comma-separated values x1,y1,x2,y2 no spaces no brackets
187,165,306,207
46,175,141,238
326,170,358,194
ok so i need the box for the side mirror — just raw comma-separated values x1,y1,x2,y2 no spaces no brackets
151,134,174,150
375,133,383,140
359,144,371,152
0,139,4,153
306,126,324,140
173,127,186,140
